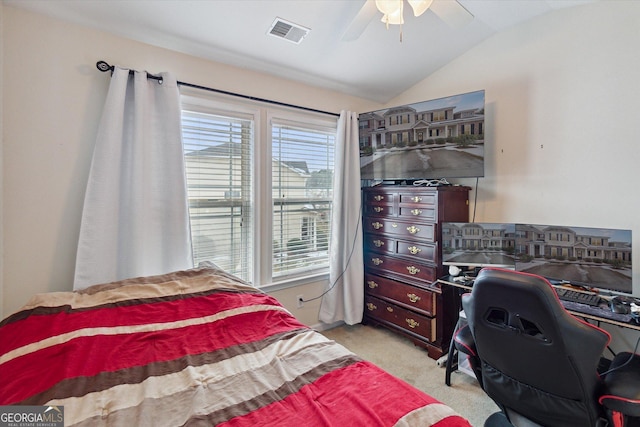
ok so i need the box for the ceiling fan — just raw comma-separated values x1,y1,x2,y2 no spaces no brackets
342,0,474,41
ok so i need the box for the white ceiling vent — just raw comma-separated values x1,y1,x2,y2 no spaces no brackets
268,18,310,44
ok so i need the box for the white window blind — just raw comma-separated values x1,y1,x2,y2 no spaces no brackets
181,110,254,282
271,122,335,280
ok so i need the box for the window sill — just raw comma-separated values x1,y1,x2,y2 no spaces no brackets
260,272,330,293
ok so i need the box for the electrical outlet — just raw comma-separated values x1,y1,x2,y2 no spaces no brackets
296,294,304,309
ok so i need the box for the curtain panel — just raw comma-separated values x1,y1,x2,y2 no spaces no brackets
319,111,364,325
74,67,192,290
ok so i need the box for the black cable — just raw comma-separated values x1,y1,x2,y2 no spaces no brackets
301,202,363,303
472,177,479,223
600,335,640,377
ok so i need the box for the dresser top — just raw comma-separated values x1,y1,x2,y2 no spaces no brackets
363,185,471,192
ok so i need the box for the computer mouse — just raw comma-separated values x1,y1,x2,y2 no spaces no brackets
449,265,462,277
610,297,631,314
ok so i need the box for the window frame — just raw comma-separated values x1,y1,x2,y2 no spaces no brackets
269,114,336,283
181,88,337,290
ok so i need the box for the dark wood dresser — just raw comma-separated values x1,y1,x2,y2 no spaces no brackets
362,185,470,359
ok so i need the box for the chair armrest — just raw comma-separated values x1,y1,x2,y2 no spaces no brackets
599,352,640,417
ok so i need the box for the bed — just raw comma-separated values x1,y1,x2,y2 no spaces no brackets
0,266,471,426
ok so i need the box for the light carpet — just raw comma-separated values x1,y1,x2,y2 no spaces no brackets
321,323,499,427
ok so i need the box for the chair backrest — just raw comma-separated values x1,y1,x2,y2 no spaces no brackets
462,268,611,427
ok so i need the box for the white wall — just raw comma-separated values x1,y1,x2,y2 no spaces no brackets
395,1,640,230
0,5,374,322
389,0,640,350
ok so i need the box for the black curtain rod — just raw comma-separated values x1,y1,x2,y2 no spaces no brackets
96,61,340,118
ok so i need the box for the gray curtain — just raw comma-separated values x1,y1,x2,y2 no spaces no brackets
319,111,364,325
74,67,192,289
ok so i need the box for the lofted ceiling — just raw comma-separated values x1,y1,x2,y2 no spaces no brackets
4,0,594,103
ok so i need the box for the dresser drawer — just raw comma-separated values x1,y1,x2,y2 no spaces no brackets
398,205,437,222
365,295,436,342
363,234,395,254
365,273,437,316
363,203,396,217
363,217,435,242
364,234,437,263
396,239,437,263
398,191,437,206
365,253,437,284
363,191,395,205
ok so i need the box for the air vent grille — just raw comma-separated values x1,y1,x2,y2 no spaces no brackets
268,18,310,44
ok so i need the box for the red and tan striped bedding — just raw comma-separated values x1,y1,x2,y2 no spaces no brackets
0,267,471,426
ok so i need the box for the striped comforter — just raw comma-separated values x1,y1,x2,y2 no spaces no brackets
0,267,471,426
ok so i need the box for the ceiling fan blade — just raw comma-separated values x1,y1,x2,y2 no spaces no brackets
430,0,474,29
341,0,378,42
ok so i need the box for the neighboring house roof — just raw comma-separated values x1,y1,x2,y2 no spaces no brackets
185,142,243,157
185,142,310,177
282,161,309,174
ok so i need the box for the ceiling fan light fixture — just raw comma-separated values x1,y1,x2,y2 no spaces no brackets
407,0,433,17
375,0,402,17
380,8,404,26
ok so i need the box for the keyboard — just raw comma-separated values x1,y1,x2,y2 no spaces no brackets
555,287,602,307
561,300,634,323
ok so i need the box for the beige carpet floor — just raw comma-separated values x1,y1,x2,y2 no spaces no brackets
321,323,499,427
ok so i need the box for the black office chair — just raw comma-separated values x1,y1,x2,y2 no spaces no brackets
459,267,640,427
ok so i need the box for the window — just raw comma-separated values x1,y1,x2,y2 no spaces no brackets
271,121,335,280
181,92,337,287
181,109,254,281
432,110,446,121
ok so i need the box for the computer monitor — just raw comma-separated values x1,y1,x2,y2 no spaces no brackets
515,224,632,295
442,222,516,269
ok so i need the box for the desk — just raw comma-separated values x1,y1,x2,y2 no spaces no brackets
438,276,640,332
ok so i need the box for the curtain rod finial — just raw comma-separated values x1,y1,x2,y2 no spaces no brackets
96,61,113,73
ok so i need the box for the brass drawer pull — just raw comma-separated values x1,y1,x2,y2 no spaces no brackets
372,221,383,230
386,306,394,312
374,195,384,201
407,225,420,234
407,245,421,254
406,266,420,275
406,318,420,329
373,239,385,248
374,206,384,213
367,280,379,289
367,303,377,311
371,258,383,266
411,196,422,203
410,209,422,216
391,223,398,228
407,293,421,303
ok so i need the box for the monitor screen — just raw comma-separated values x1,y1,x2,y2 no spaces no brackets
442,222,516,269
359,90,485,182
515,224,633,295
